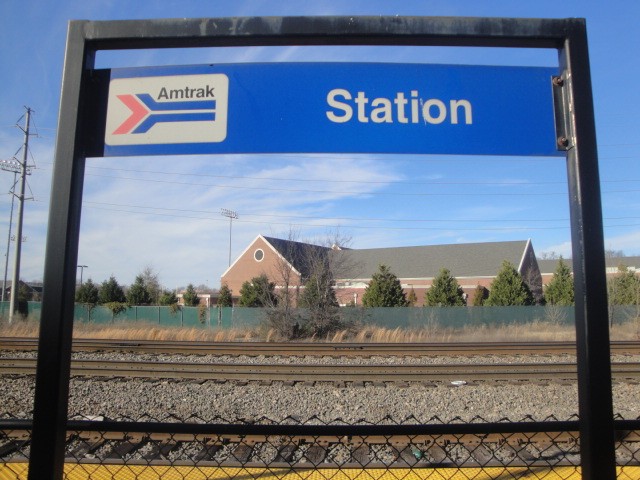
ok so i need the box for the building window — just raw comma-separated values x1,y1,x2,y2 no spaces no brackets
254,249,264,262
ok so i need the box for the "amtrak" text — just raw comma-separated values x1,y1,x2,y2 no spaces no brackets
158,85,215,100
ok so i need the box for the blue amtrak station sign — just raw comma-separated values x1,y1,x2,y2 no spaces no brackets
105,62,561,157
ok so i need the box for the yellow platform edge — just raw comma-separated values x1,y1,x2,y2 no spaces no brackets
1,464,639,480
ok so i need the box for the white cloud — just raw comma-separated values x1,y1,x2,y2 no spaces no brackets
70,153,403,288
604,230,640,256
538,241,573,259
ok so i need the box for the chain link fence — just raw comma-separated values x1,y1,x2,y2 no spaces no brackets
1,414,639,479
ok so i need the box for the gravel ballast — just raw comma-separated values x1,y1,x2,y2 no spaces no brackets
1,352,639,423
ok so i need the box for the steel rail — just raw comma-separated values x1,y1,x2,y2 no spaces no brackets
0,427,593,468
2,421,639,468
2,357,639,382
2,338,640,356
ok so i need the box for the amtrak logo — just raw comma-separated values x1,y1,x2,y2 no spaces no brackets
105,73,228,146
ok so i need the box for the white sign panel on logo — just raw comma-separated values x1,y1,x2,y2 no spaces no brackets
105,74,229,147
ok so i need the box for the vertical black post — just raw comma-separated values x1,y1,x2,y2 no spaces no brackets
561,20,616,480
28,21,91,480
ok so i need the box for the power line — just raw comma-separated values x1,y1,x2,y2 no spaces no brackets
64,162,640,187
82,172,568,197
84,165,567,186
81,171,640,197
83,200,572,223
81,203,640,233
31,159,640,187
7,197,636,227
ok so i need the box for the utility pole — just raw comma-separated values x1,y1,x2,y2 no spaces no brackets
8,107,32,323
220,208,238,267
1,170,17,308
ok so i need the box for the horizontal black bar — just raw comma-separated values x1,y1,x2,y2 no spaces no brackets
5,419,639,436
79,16,579,51
614,419,640,431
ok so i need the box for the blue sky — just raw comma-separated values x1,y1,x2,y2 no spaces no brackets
1,1,639,291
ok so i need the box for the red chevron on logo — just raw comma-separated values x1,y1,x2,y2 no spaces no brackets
112,94,149,135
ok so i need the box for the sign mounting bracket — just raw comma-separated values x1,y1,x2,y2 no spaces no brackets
552,71,575,152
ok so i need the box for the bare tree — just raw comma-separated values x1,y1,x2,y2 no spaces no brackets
140,265,161,305
298,230,361,337
539,251,560,260
262,229,305,339
605,249,625,259
264,228,358,339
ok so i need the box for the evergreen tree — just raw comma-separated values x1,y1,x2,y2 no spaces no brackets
485,261,534,306
127,275,152,305
299,272,340,336
425,268,466,306
17,283,34,303
75,278,99,304
299,272,338,310
158,290,179,306
99,276,126,304
238,274,277,307
472,285,489,306
361,265,408,307
217,284,233,307
608,265,640,305
182,283,200,307
544,257,574,306
407,288,418,306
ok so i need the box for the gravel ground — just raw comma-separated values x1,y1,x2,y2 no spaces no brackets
1,352,639,423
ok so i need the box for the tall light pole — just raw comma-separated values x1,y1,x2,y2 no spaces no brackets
220,208,238,267
77,265,88,285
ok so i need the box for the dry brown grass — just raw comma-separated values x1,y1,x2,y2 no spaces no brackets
346,322,578,343
1,315,638,343
0,317,258,342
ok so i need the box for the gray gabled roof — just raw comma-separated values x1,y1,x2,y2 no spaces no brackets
260,236,532,281
263,236,332,278
335,240,531,280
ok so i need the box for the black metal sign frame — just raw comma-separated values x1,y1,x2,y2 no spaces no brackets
29,16,615,480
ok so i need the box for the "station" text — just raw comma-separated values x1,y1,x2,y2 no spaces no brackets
326,88,473,125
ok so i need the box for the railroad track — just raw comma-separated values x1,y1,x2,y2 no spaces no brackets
2,337,640,356
2,357,639,383
0,427,590,468
2,423,639,468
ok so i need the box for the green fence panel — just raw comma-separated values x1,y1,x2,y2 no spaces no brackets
74,304,92,323
93,306,117,324
179,306,205,328
229,308,264,328
357,306,576,329
133,306,160,324
159,307,182,327
26,301,42,320
6,302,637,331
209,307,262,328
213,306,577,331
610,305,639,326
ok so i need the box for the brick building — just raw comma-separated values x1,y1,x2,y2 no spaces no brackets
221,235,542,306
